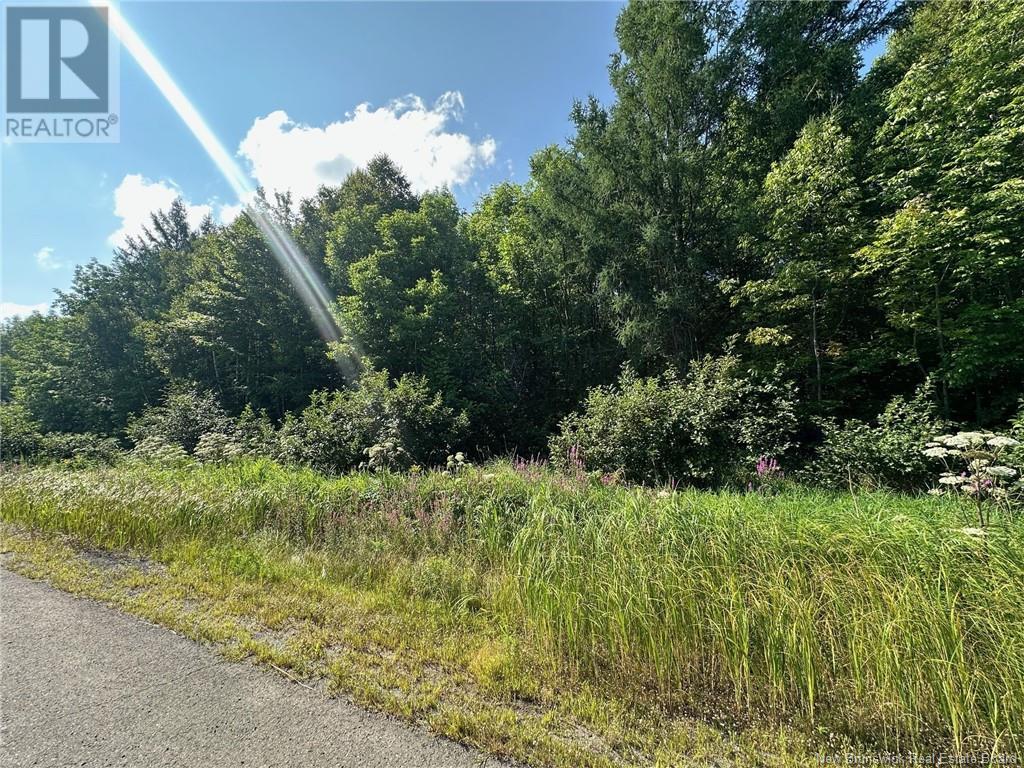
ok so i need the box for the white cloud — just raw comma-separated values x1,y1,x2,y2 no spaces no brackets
1,301,49,320
109,174,213,247
218,202,246,225
109,92,496,247
238,91,496,201
34,246,64,271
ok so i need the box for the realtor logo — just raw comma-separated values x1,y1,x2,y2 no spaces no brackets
3,4,119,142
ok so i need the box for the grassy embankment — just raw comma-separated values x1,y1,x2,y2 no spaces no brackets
1,458,1022,766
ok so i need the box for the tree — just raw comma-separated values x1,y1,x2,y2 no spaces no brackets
466,181,622,449
150,205,338,417
861,0,1024,422
339,191,510,446
729,113,868,408
738,0,901,163
556,0,747,369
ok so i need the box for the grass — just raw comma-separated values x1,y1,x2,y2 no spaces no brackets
1,457,1022,764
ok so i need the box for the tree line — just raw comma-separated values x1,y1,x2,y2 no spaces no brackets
3,0,1023,474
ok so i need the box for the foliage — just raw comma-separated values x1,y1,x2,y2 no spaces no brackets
0,0,1021,486
809,382,945,490
125,387,232,453
0,404,121,466
149,205,338,416
38,432,122,466
128,436,191,467
233,404,278,458
194,431,245,464
728,113,869,408
0,402,44,460
279,369,467,474
550,353,797,486
860,0,1024,423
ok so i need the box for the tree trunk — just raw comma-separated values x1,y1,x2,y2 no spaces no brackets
811,289,822,403
934,285,950,419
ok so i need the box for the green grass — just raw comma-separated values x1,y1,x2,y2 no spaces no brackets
2,458,1022,763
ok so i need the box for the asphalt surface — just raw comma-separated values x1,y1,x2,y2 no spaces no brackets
0,568,501,767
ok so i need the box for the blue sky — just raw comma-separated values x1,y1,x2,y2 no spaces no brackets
2,1,622,316
1,1,888,319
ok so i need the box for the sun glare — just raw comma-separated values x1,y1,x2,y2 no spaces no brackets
98,1,360,382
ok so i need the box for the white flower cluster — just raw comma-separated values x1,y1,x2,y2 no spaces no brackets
923,431,1022,525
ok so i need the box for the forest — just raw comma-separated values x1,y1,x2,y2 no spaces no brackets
2,0,1022,483
2,1,1024,763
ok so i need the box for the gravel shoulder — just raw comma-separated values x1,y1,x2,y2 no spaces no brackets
0,568,501,768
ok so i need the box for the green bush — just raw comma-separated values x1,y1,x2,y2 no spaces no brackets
1,404,122,465
126,387,233,453
194,431,245,464
550,354,797,486
234,404,277,457
128,435,192,467
1011,401,1024,468
808,382,944,491
278,369,468,474
0,403,44,460
40,432,122,465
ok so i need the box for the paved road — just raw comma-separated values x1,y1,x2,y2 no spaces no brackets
0,569,500,767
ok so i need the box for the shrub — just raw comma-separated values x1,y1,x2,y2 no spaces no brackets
0,403,44,460
808,381,944,490
279,369,468,474
39,432,122,465
1,404,122,465
549,354,797,486
234,404,277,457
126,387,233,453
128,435,192,466
194,431,245,464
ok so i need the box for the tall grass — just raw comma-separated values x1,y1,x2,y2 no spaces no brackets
2,458,1021,751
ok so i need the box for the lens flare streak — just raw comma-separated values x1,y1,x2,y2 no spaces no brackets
97,1,358,380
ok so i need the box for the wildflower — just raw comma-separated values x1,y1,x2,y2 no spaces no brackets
987,436,1019,448
944,432,989,448
984,465,1017,479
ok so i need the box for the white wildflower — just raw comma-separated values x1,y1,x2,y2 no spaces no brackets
984,465,1017,479
947,431,989,448
986,435,1019,448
